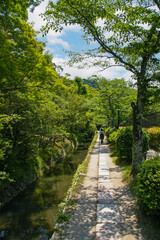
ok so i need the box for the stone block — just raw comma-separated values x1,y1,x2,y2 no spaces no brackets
99,169,109,176
98,182,113,191
97,204,120,224
98,177,111,183
96,222,121,240
98,191,114,204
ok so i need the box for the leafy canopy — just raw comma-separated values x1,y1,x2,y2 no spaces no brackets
43,0,160,82
0,0,97,184
95,77,137,127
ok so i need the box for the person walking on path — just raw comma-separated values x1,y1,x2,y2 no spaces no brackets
99,128,105,144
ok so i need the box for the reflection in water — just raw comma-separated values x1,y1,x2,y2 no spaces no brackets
0,142,90,240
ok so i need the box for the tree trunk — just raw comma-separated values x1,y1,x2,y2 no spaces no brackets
117,109,120,129
131,84,145,175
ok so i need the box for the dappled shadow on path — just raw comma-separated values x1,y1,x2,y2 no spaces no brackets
101,143,141,239
100,147,111,154
113,186,142,239
110,184,160,240
90,147,99,156
109,167,123,173
60,190,97,240
105,144,160,240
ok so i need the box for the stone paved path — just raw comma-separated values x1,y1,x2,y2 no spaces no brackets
53,137,143,240
96,142,142,240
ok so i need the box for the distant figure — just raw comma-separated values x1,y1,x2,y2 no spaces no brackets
99,128,105,144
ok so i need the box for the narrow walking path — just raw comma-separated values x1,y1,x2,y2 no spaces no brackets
54,137,143,239
97,142,142,240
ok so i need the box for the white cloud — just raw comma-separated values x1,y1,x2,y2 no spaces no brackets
46,29,70,49
65,24,82,32
47,30,63,38
52,57,132,81
28,1,81,51
28,0,49,31
28,0,82,34
48,38,70,49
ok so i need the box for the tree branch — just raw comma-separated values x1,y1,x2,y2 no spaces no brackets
65,0,138,75
97,64,125,72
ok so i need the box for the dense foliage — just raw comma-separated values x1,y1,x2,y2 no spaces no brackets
146,127,160,151
137,157,160,215
0,1,97,186
116,127,149,163
96,78,136,128
106,126,149,164
105,127,117,142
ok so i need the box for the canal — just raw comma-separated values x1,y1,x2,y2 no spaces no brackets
0,142,91,240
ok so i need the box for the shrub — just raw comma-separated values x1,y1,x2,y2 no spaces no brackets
116,126,133,162
105,127,117,143
146,127,160,151
136,157,160,215
116,126,149,163
108,130,119,145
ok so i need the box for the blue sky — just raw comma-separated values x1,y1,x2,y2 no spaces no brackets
28,0,132,80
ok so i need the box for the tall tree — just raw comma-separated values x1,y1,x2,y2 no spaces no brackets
43,0,160,174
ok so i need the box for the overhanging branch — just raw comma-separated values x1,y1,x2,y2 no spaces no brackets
65,0,138,75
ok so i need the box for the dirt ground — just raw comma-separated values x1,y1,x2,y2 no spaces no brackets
54,139,160,240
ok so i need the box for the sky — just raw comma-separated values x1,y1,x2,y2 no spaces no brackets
28,0,132,80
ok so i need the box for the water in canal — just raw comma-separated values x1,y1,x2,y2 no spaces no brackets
0,142,91,240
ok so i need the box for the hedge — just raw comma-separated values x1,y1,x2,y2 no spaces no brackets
146,127,160,151
136,157,160,215
116,126,149,163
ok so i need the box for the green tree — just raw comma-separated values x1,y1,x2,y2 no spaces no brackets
74,77,87,95
97,78,136,128
0,0,97,188
43,0,160,174
52,77,96,143
0,0,61,182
